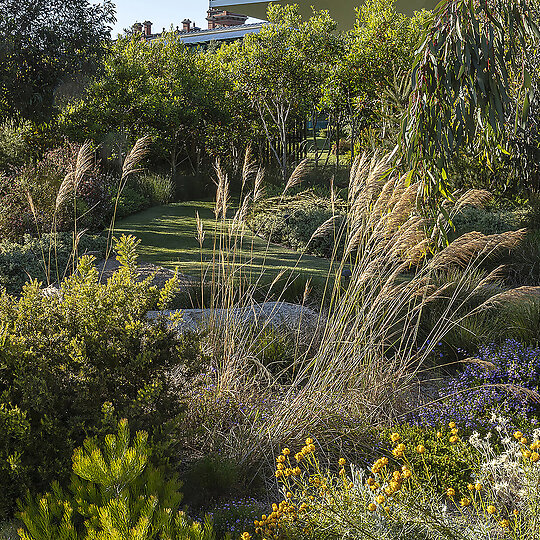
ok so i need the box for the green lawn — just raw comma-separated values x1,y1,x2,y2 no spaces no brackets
113,201,332,280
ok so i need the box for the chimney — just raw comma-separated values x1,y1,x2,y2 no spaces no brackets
143,20,152,36
182,19,191,32
132,22,143,34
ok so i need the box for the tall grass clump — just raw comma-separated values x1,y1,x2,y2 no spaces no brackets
185,149,527,467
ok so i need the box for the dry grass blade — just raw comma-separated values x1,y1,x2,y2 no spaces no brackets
283,158,309,194
73,141,94,191
121,135,151,182
459,357,497,371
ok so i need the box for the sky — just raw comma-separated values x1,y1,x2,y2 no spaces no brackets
111,0,256,36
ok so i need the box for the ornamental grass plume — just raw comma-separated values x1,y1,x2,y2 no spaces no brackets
192,149,535,477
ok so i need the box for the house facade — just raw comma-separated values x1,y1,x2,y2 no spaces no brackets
208,0,437,29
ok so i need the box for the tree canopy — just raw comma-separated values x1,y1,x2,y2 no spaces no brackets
0,0,115,121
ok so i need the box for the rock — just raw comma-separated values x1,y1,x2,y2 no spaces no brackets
94,257,194,289
147,301,319,334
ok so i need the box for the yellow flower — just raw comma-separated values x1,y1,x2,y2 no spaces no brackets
276,463,284,470
308,444,316,453
514,431,523,440
241,533,251,540
499,519,509,528
402,469,412,479
375,494,385,504
520,437,528,445
531,452,540,463
449,421,456,429
367,477,375,486
475,483,483,491
339,468,346,476
390,432,401,443
305,437,314,445
275,470,283,478
276,455,286,463
522,450,532,459
286,492,292,498
295,453,303,462
282,448,290,456
451,428,459,435
368,503,377,512
436,431,442,438
449,435,458,444
460,497,471,507
446,488,455,498
293,467,301,476
467,483,475,491
513,509,519,516
339,457,346,466
487,505,497,515
416,445,426,454
392,471,402,481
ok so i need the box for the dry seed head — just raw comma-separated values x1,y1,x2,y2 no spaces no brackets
284,158,310,194
121,135,151,182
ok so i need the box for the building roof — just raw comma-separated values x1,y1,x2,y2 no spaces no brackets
146,22,264,45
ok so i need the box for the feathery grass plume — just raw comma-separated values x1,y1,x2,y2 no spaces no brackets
55,171,75,210
451,189,493,215
73,141,94,192
283,158,309,194
253,167,265,204
308,215,340,243
120,135,151,182
241,145,257,189
195,211,205,247
213,160,229,219
459,356,498,370
432,229,526,269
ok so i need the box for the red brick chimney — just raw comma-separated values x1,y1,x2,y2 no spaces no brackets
132,22,143,34
182,19,191,32
143,20,152,36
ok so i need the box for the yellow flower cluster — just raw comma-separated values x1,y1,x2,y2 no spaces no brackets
371,456,389,474
514,431,540,463
252,499,300,539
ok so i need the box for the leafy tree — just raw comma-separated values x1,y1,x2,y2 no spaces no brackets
321,0,426,162
402,0,540,198
221,4,341,180
61,35,241,176
0,0,115,121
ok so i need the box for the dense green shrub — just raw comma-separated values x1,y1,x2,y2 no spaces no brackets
451,206,520,237
0,232,106,295
18,419,216,540
0,235,206,518
247,192,346,258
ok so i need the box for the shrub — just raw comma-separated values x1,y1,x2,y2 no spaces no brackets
137,174,175,206
0,235,206,518
17,419,216,540
450,206,520,238
0,143,115,239
247,191,346,258
411,340,540,432
0,232,107,295
116,184,149,218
